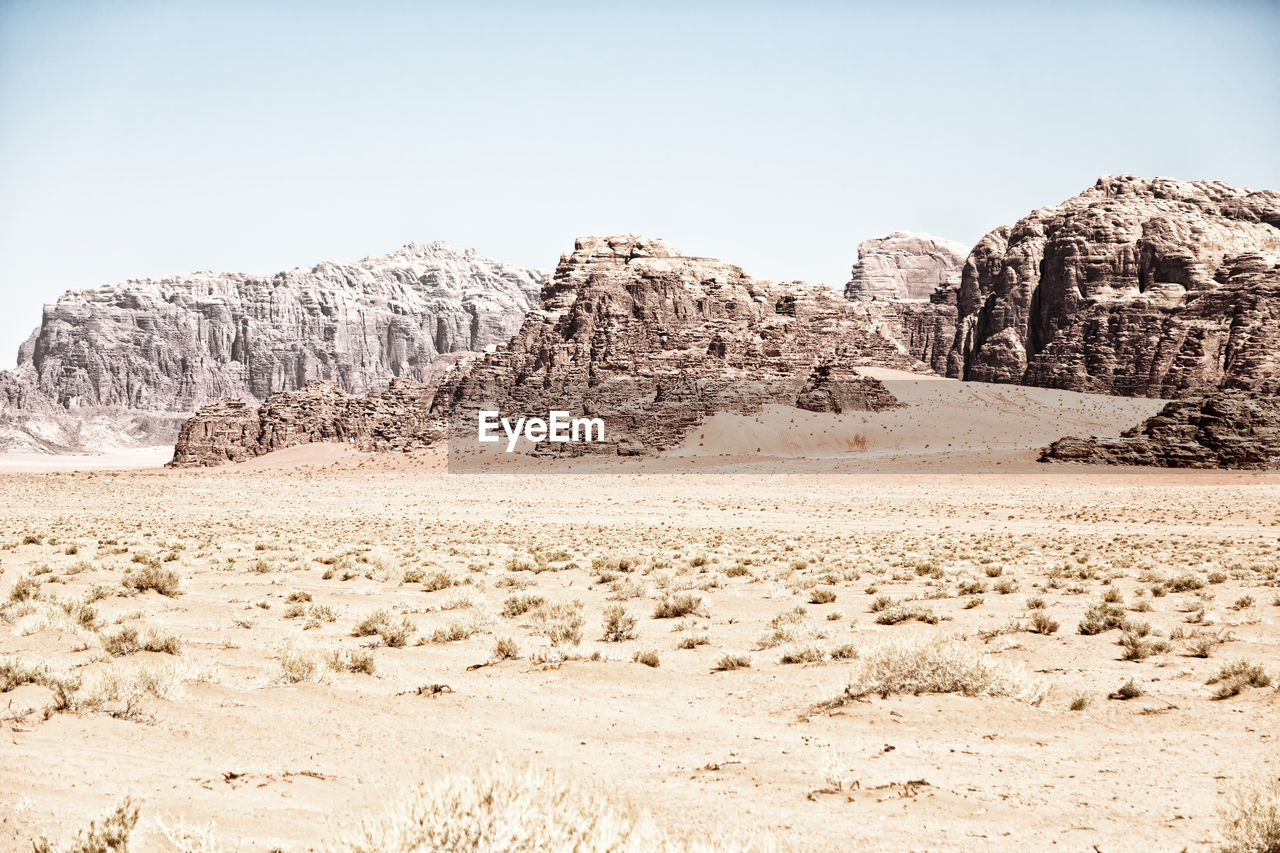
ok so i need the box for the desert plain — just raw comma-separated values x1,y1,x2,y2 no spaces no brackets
1,375,1278,852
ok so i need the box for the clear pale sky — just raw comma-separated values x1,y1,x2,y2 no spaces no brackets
1,0,1277,368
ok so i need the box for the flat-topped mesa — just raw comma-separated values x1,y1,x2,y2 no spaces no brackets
431,234,921,455
844,232,967,302
167,379,441,467
17,242,548,413
1040,390,1280,469
952,175,1280,397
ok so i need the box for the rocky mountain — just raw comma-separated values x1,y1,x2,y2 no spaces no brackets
430,234,921,457
841,232,965,377
844,232,967,302
950,175,1280,397
3,242,547,452
168,379,439,467
1040,390,1280,469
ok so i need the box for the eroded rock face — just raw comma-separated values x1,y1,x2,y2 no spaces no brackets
844,232,967,301
167,379,441,467
17,242,548,412
952,175,1280,396
431,234,920,455
1040,390,1280,469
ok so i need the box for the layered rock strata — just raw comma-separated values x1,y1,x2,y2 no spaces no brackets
167,379,440,467
951,175,1280,396
431,234,920,456
844,232,967,301
16,242,547,412
1040,390,1280,469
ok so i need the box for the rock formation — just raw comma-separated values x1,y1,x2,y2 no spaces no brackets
4,242,546,452
844,232,967,301
1040,391,1280,469
168,379,441,467
431,234,922,457
842,232,964,376
951,175,1280,397
18,242,545,411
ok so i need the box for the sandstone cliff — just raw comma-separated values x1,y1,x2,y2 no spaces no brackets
167,379,440,467
842,232,963,376
14,242,547,412
431,234,921,456
951,175,1280,397
3,242,546,452
1040,390,1280,469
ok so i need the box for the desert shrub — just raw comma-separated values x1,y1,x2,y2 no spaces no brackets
0,655,47,692
492,637,520,660
328,648,376,676
1164,573,1205,592
715,653,751,671
1208,572,1228,584
652,593,706,619
1068,694,1091,711
632,649,660,668
1119,630,1170,661
756,607,825,649
427,621,477,644
992,578,1017,595
724,564,751,578
1078,601,1127,635
872,601,939,626
32,797,138,853
1101,586,1124,604
829,643,857,660
601,604,638,642
501,594,546,619
142,627,182,655
834,637,1046,704
525,601,584,647
1111,679,1144,700
329,764,743,853
1216,775,1280,853
9,574,41,603
676,634,709,650
422,570,454,592
779,644,825,665
279,640,327,684
122,564,181,597
286,591,313,603
1029,611,1059,635
1187,630,1232,658
809,588,837,605
958,579,986,596
101,625,141,657
1209,659,1273,699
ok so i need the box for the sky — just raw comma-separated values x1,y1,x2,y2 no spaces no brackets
1,0,1277,369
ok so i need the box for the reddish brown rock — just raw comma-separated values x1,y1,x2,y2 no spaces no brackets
431,235,920,455
167,379,441,467
952,175,1280,397
1040,390,1280,469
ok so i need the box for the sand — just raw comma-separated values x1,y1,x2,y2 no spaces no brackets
0,381,1276,852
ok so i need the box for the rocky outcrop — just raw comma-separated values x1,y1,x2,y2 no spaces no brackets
951,175,1280,397
842,232,963,375
1040,390,1280,469
0,370,186,453
431,234,921,456
16,242,547,412
845,232,967,301
882,289,958,375
167,379,441,467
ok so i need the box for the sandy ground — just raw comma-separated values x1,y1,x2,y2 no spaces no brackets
0,379,1277,852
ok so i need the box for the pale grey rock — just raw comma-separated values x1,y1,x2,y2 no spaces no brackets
844,232,967,301
15,242,548,411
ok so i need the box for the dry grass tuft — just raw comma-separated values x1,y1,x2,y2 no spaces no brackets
832,637,1046,705
329,764,747,853
1216,775,1280,853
